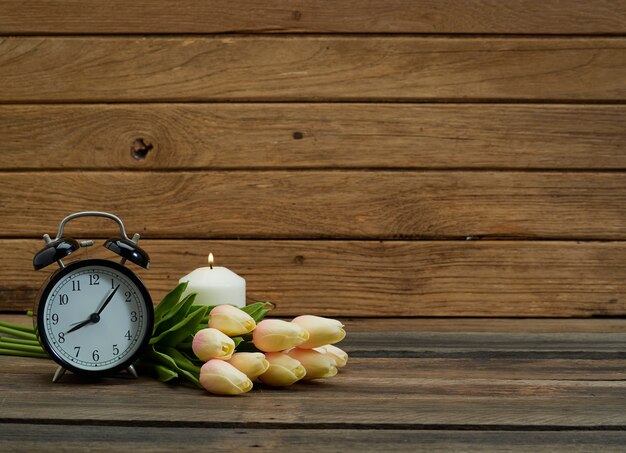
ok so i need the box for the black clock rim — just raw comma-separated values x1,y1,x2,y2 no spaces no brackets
35,258,154,377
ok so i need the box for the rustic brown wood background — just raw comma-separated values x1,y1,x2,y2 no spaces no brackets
1,1,625,317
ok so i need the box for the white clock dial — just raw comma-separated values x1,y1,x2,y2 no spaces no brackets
39,262,151,372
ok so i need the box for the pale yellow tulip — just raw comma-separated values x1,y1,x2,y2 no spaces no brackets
192,328,235,361
209,305,256,336
252,319,309,352
292,315,346,349
228,352,270,380
258,352,306,386
200,359,253,395
288,348,338,380
314,344,349,368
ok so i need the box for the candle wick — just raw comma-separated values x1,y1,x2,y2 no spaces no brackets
210,263,213,269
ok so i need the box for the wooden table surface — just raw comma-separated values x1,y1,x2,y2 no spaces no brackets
1,315,625,452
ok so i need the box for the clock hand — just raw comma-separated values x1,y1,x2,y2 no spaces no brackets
65,318,92,334
96,284,121,316
66,285,121,334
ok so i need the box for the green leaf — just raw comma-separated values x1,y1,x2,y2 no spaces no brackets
143,345,178,369
136,354,179,382
159,346,201,374
234,340,261,353
159,346,202,388
241,302,274,323
143,345,202,388
181,349,200,363
150,306,208,347
231,336,244,348
139,362,178,382
145,347,199,384
153,293,197,336
153,282,188,324
192,304,218,313
154,364,178,382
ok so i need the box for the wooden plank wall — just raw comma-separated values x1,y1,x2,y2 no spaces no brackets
0,1,625,317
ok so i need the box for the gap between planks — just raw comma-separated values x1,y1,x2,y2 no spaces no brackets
3,169,626,173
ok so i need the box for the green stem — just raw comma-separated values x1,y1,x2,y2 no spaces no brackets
0,348,48,359
0,337,41,347
0,343,46,354
0,326,37,340
0,321,35,334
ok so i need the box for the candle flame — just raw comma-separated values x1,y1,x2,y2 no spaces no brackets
208,253,214,269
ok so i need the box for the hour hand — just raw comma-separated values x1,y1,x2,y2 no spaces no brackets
66,318,92,334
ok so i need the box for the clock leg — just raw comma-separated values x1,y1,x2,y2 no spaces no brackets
52,366,67,383
126,364,138,379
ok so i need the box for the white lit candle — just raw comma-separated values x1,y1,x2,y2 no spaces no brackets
178,253,246,307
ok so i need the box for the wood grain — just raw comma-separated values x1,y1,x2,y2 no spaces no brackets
1,1,625,35
341,332,626,357
1,240,625,316
1,355,625,426
348,358,626,380
1,172,626,240
2,425,626,453
1,37,625,102
2,318,625,448
5,355,626,379
1,1,624,447
2,104,625,170
340,318,626,333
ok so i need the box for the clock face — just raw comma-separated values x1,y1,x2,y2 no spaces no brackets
37,259,153,374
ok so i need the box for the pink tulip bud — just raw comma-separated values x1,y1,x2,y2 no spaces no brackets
292,315,346,349
258,352,306,386
192,328,235,361
288,348,338,380
200,359,253,395
208,305,256,336
314,344,349,368
252,319,309,352
228,352,270,380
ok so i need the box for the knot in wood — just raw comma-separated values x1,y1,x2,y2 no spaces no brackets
131,138,154,160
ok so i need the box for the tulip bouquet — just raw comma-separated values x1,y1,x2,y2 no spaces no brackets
0,282,349,396
150,282,348,395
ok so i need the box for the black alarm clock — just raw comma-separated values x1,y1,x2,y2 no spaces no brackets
33,212,153,382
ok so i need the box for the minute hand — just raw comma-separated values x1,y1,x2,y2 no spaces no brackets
96,284,121,315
